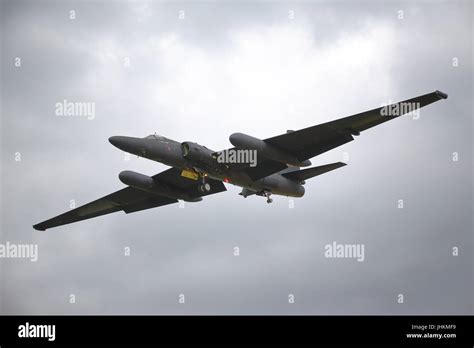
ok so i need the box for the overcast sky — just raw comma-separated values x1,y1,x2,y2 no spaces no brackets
0,0,472,314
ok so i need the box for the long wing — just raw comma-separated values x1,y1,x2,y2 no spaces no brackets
33,167,226,231
242,90,447,180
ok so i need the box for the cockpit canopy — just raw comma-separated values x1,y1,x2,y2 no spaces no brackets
145,134,169,141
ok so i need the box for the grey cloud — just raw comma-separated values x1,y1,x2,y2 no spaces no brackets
0,0,472,314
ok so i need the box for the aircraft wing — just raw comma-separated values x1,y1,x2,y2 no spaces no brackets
242,157,288,182
264,90,447,161
242,90,447,180
33,167,226,231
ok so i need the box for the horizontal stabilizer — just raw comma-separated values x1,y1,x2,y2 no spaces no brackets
239,187,257,197
282,162,346,182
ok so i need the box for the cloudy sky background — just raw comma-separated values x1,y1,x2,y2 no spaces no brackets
0,0,472,314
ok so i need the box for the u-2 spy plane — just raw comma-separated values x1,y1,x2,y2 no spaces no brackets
33,90,447,231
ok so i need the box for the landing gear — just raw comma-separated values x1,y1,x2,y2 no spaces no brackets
264,192,273,204
199,183,211,193
198,173,211,193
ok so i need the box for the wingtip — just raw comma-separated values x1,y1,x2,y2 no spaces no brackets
435,90,448,99
33,224,46,231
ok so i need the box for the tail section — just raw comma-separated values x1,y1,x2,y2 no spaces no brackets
282,162,346,182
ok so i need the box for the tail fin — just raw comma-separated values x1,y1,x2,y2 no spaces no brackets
282,162,346,182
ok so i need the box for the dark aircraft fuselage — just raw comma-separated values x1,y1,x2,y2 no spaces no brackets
108,134,305,199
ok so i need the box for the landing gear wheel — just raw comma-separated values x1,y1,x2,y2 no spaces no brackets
197,172,211,193
199,183,211,193
263,191,273,203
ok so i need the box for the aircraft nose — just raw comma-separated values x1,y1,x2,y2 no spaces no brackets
108,136,125,147
109,136,120,146
108,136,144,154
